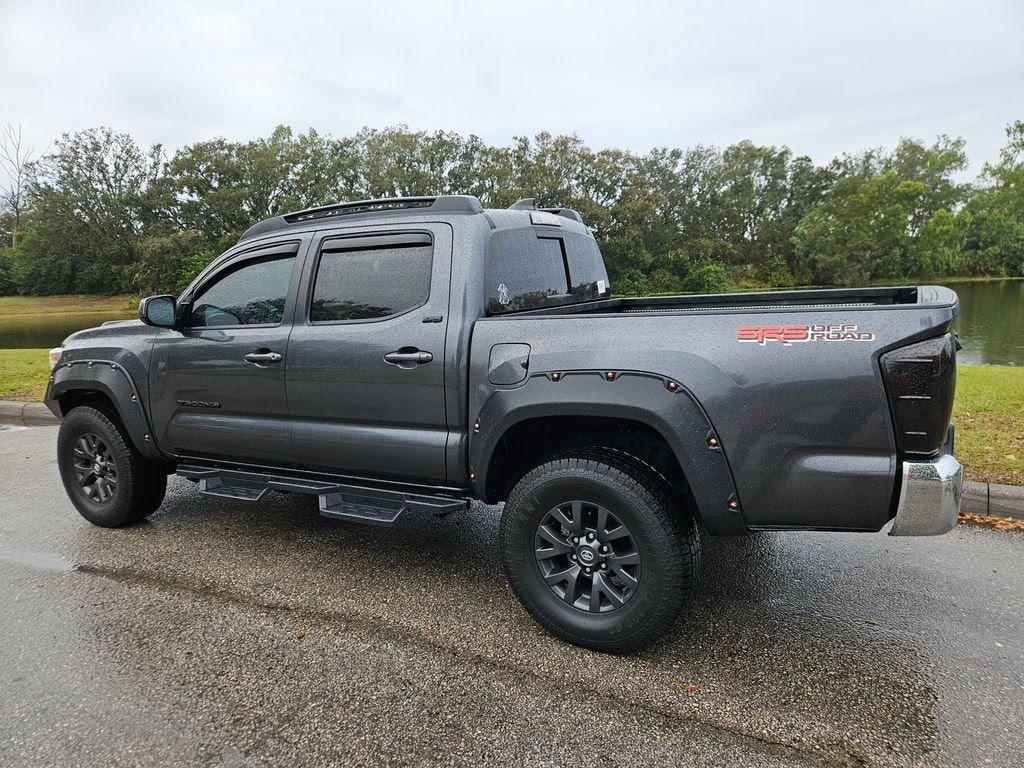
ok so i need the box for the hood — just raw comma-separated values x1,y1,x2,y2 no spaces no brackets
63,318,149,346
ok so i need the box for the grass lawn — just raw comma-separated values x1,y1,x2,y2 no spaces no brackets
953,365,1022,486
0,348,51,401
0,353,1019,485
0,294,138,316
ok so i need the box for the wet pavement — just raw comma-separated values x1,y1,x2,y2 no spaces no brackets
1,425,1022,767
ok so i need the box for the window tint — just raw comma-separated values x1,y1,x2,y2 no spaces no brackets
190,255,295,327
485,232,570,314
311,243,433,322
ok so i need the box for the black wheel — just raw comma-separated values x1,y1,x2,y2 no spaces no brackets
58,406,167,527
499,450,700,652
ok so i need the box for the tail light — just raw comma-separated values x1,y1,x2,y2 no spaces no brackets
880,333,957,457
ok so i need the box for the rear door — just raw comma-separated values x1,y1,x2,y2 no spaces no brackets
285,224,452,483
149,238,306,463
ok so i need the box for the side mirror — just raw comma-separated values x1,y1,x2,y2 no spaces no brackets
139,295,178,328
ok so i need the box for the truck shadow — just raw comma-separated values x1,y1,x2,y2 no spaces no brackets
69,479,938,764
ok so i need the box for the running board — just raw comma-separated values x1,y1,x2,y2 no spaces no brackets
177,464,469,525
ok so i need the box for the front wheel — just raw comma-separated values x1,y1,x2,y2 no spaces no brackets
499,451,700,652
57,406,167,527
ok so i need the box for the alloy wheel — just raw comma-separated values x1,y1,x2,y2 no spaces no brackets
71,432,119,504
533,500,642,613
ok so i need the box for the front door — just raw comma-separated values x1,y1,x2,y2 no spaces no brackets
285,225,452,483
148,239,306,463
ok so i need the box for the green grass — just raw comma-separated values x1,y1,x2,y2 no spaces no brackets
0,295,138,316
0,348,50,402
1,351,1019,485
954,365,1023,486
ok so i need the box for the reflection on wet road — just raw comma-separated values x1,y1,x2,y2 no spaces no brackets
1,426,1022,766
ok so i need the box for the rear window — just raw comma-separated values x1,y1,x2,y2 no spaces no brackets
485,226,608,314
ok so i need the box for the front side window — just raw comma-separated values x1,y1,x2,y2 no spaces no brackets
190,255,295,327
311,239,433,322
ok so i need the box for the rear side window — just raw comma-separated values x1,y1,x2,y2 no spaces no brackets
485,230,571,314
190,255,295,327
311,235,433,322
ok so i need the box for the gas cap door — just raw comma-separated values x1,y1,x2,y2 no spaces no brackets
487,343,531,385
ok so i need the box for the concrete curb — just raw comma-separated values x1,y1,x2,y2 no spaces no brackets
0,400,58,428
963,481,1024,521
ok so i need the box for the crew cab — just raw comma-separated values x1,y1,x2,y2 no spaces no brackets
46,195,963,652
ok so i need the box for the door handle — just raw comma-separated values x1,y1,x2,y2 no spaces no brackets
244,350,283,366
383,349,433,367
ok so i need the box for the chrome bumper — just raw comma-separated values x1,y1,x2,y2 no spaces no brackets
888,453,963,536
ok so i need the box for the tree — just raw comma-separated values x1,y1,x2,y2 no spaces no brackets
13,128,161,294
963,121,1024,276
355,126,486,200
0,123,41,247
0,122,1014,297
131,230,212,295
793,172,926,285
160,125,308,252
793,136,972,285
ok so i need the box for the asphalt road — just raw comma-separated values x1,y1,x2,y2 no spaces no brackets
1,426,1022,767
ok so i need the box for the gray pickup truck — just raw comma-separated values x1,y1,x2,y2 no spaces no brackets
46,195,963,651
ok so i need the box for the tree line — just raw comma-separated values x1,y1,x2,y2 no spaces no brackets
0,121,1021,297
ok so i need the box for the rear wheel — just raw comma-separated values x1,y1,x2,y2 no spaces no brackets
499,450,700,652
58,406,167,527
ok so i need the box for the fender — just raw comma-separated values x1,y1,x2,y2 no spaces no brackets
469,369,747,535
46,360,170,461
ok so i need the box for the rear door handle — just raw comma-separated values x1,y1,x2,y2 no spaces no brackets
244,350,283,366
384,349,433,367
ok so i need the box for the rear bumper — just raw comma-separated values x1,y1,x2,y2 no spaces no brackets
888,453,963,536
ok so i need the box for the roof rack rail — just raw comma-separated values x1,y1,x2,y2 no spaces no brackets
239,195,483,242
508,197,584,224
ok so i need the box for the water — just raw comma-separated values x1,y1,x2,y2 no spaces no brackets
0,311,134,349
936,279,1024,366
1,280,1022,364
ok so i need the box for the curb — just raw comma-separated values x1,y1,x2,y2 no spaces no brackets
0,400,59,428
963,481,1024,522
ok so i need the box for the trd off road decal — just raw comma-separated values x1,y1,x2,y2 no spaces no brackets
737,323,875,346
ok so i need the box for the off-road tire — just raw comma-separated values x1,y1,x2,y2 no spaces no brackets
57,406,167,527
499,450,700,653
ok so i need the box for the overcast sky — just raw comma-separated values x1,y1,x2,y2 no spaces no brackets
1,0,1022,178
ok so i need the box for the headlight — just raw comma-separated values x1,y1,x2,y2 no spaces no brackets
49,347,63,370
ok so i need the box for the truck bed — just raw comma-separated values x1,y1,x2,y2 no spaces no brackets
469,284,958,533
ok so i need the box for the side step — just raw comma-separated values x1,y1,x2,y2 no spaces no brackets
177,464,469,526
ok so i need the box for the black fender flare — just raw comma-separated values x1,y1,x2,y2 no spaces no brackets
46,360,170,461
469,369,747,535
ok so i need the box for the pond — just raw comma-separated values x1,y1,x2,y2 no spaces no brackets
0,279,1022,365
0,310,135,349
936,279,1024,366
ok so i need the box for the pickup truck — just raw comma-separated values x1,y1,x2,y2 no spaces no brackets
46,194,963,652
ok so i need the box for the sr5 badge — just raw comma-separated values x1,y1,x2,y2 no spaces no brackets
737,323,875,346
